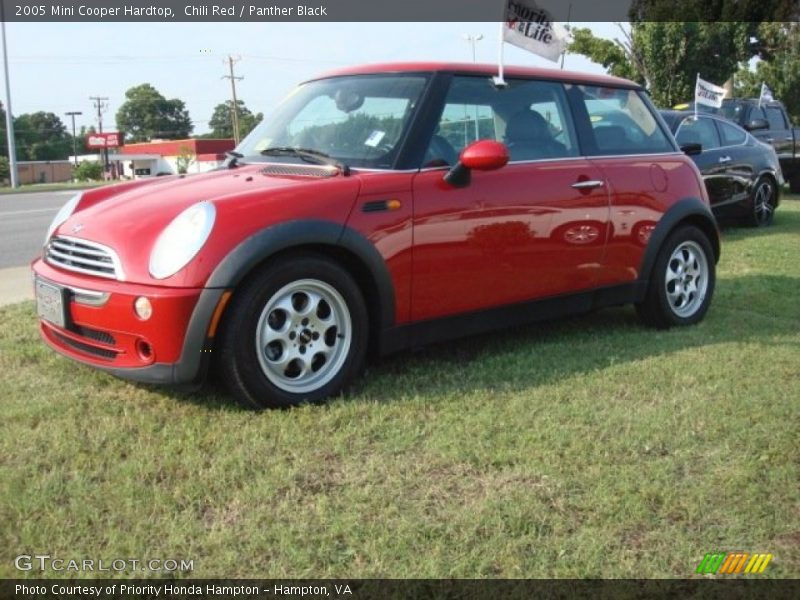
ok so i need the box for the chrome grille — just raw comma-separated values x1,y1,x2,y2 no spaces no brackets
46,236,124,280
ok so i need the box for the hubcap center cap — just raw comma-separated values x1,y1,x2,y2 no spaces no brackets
298,329,313,345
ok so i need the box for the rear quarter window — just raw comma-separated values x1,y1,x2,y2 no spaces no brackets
717,120,747,146
676,116,721,150
765,107,788,130
580,86,674,156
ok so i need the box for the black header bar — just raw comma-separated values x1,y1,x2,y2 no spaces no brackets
2,0,798,22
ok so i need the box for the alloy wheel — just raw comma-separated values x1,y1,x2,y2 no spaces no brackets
255,279,351,394
664,240,709,318
752,180,774,226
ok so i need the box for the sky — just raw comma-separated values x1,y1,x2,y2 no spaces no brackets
1,22,622,135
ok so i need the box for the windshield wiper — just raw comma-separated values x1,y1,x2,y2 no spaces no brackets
224,150,244,169
260,146,350,175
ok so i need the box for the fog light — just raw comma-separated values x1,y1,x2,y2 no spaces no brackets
136,339,153,361
134,296,153,320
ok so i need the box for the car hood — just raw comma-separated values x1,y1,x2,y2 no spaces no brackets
55,163,361,286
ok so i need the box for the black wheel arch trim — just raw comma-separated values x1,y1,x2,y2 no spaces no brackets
206,218,396,331
638,198,720,299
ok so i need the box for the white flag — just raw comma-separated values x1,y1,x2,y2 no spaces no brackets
501,0,570,63
759,82,774,107
695,75,726,109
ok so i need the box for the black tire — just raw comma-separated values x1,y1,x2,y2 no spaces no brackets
218,254,368,409
635,225,715,329
744,176,776,227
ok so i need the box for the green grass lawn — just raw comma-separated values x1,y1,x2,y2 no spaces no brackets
1,197,798,579
0,181,110,195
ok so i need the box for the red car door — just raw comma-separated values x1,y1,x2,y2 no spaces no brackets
411,163,610,321
409,76,610,322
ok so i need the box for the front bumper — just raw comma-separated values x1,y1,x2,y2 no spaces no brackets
32,258,228,385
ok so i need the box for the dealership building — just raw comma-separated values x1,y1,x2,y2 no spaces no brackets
71,137,236,179
116,138,235,177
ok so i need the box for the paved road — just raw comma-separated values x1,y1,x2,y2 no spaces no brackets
0,191,81,306
0,190,79,269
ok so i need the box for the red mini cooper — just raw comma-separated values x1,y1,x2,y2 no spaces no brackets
33,63,719,408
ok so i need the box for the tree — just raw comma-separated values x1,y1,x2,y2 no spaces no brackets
568,27,644,85
14,112,72,161
568,0,798,108
628,0,798,24
569,23,750,107
0,102,6,157
71,125,96,156
208,100,263,139
116,84,193,143
735,23,800,125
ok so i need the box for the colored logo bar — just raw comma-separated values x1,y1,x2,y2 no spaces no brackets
696,552,773,574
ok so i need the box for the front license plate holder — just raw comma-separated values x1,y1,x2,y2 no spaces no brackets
35,279,69,329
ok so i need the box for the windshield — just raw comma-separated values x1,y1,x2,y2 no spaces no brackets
720,101,745,123
236,74,428,169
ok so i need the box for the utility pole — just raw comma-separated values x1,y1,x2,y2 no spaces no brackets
1,16,19,188
89,96,109,173
222,55,243,144
65,111,82,167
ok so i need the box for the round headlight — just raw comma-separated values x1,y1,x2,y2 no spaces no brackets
44,192,82,244
149,202,216,279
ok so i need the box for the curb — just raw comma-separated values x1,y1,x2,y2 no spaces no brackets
0,266,33,307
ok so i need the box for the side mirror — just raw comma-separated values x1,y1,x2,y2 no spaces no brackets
744,118,769,131
680,142,703,156
444,140,509,188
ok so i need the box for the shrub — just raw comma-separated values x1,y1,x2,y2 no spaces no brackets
0,156,9,184
74,161,104,181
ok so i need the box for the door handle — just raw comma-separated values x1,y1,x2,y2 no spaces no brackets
718,156,731,163
765,138,774,143
571,180,605,190
786,137,795,142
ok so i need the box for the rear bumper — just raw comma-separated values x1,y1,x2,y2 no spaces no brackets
32,258,227,385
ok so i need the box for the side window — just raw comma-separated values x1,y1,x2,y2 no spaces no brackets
435,100,496,164
580,86,674,155
423,76,578,167
513,80,579,160
716,120,747,146
749,106,767,122
765,107,788,130
676,117,721,150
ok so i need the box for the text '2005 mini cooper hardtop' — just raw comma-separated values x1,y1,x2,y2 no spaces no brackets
33,63,720,408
